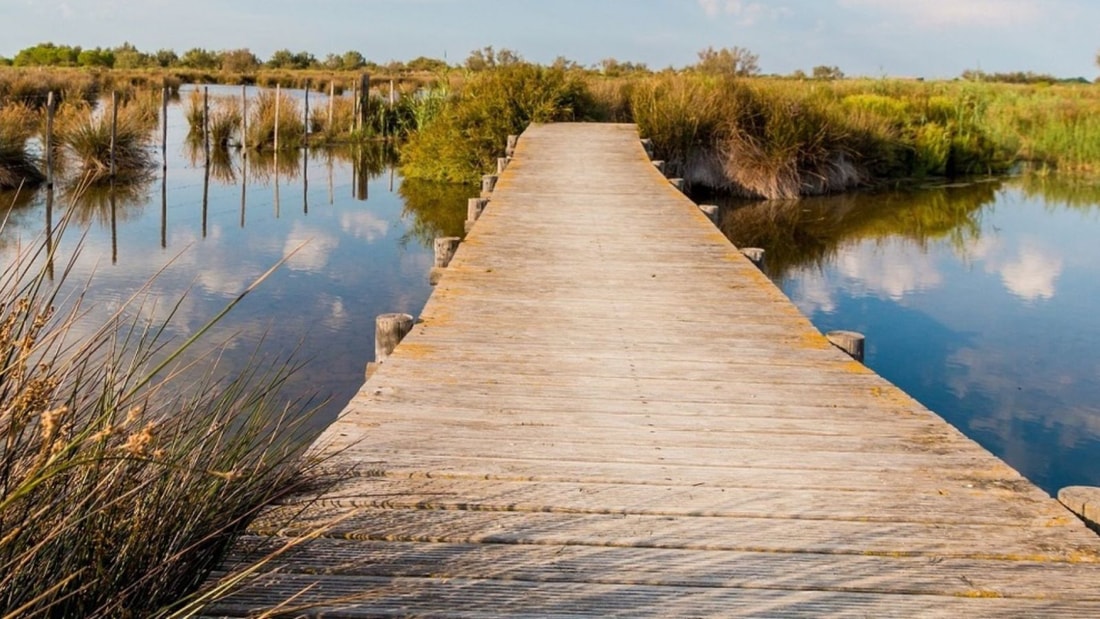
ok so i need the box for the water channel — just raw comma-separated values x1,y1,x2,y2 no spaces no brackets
2,86,1097,496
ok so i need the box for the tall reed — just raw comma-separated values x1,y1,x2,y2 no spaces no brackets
0,105,43,189
0,222,331,618
58,96,157,183
245,90,304,151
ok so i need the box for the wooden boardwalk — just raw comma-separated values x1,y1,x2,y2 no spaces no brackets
209,124,1100,617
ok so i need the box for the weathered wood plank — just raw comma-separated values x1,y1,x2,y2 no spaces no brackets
211,123,1100,616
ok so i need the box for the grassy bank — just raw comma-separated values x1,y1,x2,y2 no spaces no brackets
0,224,331,617
398,67,1100,197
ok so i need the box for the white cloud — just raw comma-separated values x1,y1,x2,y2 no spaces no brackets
283,224,338,273
837,0,1041,28
998,245,1062,301
697,0,783,25
836,240,943,300
339,210,389,242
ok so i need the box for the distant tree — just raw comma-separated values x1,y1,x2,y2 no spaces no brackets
464,46,523,71
694,46,759,77
790,69,807,80
77,47,114,68
551,56,581,71
179,47,219,70
341,50,367,70
113,42,154,69
221,48,260,73
267,49,316,70
598,58,650,77
812,65,844,80
154,48,179,68
13,42,81,67
406,56,449,73
0,56,10,67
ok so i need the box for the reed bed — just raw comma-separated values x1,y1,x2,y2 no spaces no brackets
0,105,43,190
57,96,157,184
245,89,304,151
0,223,332,618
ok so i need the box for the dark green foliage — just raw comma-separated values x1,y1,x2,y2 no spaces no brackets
400,64,596,182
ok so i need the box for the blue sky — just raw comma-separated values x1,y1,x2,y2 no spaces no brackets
2,0,1097,79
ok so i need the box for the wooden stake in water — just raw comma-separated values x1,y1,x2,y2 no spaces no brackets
241,85,248,153
358,73,370,132
304,80,311,143
45,91,55,188
161,86,168,169
203,86,210,164
328,80,335,135
109,91,118,178
274,84,281,151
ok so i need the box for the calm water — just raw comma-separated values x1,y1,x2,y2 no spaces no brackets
3,90,1098,495
1,85,468,427
717,177,1100,495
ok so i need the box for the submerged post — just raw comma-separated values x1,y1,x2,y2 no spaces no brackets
827,330,865,363
430,236,462,286
203,86,210,162
367,313,415,378
1059,486,1100,533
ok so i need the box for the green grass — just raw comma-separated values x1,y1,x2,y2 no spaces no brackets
245,89,304,151
0,222,332,618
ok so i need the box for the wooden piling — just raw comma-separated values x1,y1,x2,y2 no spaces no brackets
466,197,489,233
366,312,415,378
203,86,210,162
241,85,248,153
640,138,654,157
481,174,498,197
274,84,281,151
669,178,685,192
430,236,462,285
358,74,370,132
1059,486,1100,532
304,80,310,142
161,86,169,167
44,91,54,187
651,160,666,175
826,330,865,363
698,204,719,224
497,157,509,175
328,80,335,133
740,247,766,269
109,91,118,178
505,134,519,157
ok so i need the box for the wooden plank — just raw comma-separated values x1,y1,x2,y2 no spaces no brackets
210,123,1100,615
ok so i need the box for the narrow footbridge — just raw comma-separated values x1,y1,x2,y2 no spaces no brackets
210,123,1100,617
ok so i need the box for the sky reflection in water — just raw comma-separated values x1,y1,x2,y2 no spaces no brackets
721,177,1100,495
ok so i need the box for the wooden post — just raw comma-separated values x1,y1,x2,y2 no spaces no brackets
505,134,519,157
389,79,396,106
274,84,281,151
640,138,654,157
1058,486,1100,532
367,312,415,377
651,160,666,175
109,91,118,178
740,247,766,269
303,80,310,141
44,91,55,187
430,236,462,285
351,79,359,133
241,85,248,153
497,157,509,175
669,178,685,192
466,197,489,233
826,330,865,363
161,86,169,167
202,86,210,163
481,174,498,197
698,204,719,224
358,73,370,132
327,80,335,133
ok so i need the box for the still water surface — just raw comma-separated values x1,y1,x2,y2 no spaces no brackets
719,177,1100,495
2,89,1097,495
